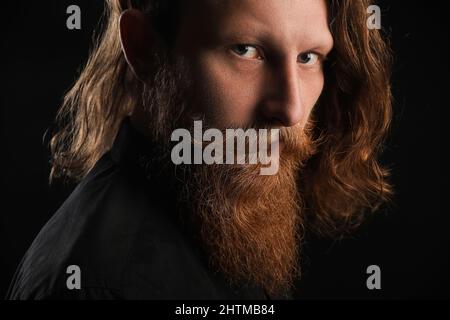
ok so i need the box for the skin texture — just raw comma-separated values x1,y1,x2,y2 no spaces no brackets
121,0,334,131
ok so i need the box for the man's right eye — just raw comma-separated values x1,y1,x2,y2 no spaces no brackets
230,44,262,60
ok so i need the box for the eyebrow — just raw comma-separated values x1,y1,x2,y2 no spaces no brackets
210,5,334,54
306,37,334,54
219,24,334,57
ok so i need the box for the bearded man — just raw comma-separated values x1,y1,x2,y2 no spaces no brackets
7,0,392,300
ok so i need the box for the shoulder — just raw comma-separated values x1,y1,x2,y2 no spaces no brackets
7,151,180,299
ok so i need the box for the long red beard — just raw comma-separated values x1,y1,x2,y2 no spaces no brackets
178,125,317,297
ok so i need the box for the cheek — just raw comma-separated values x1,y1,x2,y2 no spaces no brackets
191,54,262,127
300,72,325,119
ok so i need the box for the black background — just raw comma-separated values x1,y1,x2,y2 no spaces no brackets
1,1,447,299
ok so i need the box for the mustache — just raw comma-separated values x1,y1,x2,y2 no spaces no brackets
183,115,318,152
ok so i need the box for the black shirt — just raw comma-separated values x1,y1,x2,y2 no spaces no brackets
6,120,269,300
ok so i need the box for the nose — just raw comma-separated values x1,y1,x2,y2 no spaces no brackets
261,60,303,128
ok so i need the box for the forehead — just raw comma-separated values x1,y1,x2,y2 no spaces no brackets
180,0,333,51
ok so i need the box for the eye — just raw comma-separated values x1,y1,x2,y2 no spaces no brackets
230,44,262,60
298,52,320,66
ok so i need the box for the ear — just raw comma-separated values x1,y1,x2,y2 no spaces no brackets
119,9,155,82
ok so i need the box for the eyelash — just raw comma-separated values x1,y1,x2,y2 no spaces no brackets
298,52,322,66
229,44,325,66
230,44,264,60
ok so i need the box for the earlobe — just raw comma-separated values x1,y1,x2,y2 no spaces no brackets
119,9,155,82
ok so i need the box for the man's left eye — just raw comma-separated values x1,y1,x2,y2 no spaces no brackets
298,52,320,66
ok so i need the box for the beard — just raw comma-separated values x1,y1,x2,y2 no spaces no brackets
139,53,318,297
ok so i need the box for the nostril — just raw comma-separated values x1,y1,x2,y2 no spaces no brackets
274,107,302,128
259,103,302,128
268,117,286,128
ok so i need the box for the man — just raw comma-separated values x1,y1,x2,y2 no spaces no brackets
7,0,392,299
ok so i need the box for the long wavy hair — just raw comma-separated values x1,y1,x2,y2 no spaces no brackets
50,0,393,236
